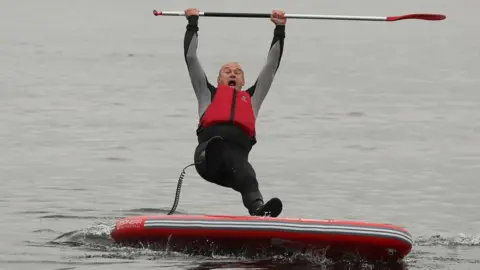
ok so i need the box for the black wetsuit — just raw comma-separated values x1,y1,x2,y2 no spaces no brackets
184,15,285,215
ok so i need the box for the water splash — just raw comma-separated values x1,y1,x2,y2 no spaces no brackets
415,234,480,247
455,233,480,246
51,222,114,248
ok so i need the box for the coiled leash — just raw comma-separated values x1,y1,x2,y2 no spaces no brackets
166,136,223,215
166,162,197,215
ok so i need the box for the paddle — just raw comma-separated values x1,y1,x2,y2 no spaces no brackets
153,10,446,22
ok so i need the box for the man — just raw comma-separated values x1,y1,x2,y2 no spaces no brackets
183,8,286,217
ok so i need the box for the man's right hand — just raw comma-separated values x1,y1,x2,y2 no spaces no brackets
270,9,286,25
185,8,200,18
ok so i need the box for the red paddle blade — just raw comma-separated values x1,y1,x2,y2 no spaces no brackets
386,13,446,21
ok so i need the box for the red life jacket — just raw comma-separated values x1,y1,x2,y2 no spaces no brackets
198,84,256,138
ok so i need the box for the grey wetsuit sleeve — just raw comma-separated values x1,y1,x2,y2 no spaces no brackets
184,15,216,118
247,25,285,117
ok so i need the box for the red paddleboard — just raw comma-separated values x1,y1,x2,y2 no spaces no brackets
111,214,413,262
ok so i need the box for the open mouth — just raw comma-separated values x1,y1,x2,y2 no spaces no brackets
228,80,236,87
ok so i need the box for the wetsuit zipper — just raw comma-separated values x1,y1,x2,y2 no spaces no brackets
230,90,236,123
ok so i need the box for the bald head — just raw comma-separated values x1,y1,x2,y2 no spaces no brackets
217,62,245,90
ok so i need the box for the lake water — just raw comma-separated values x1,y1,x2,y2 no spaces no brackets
1,0,479,269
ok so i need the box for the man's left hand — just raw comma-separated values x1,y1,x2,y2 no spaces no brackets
270,10,286,25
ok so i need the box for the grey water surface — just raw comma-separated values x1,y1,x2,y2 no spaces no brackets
1,0,479,269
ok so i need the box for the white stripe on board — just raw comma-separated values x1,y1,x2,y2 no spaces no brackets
144,219,409,233
143,221,413,245
143,219,412,240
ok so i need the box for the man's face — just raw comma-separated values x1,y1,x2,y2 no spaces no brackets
217,62,245,90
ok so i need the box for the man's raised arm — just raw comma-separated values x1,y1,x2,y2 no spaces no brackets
247,10,286,118
184,9,215,118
